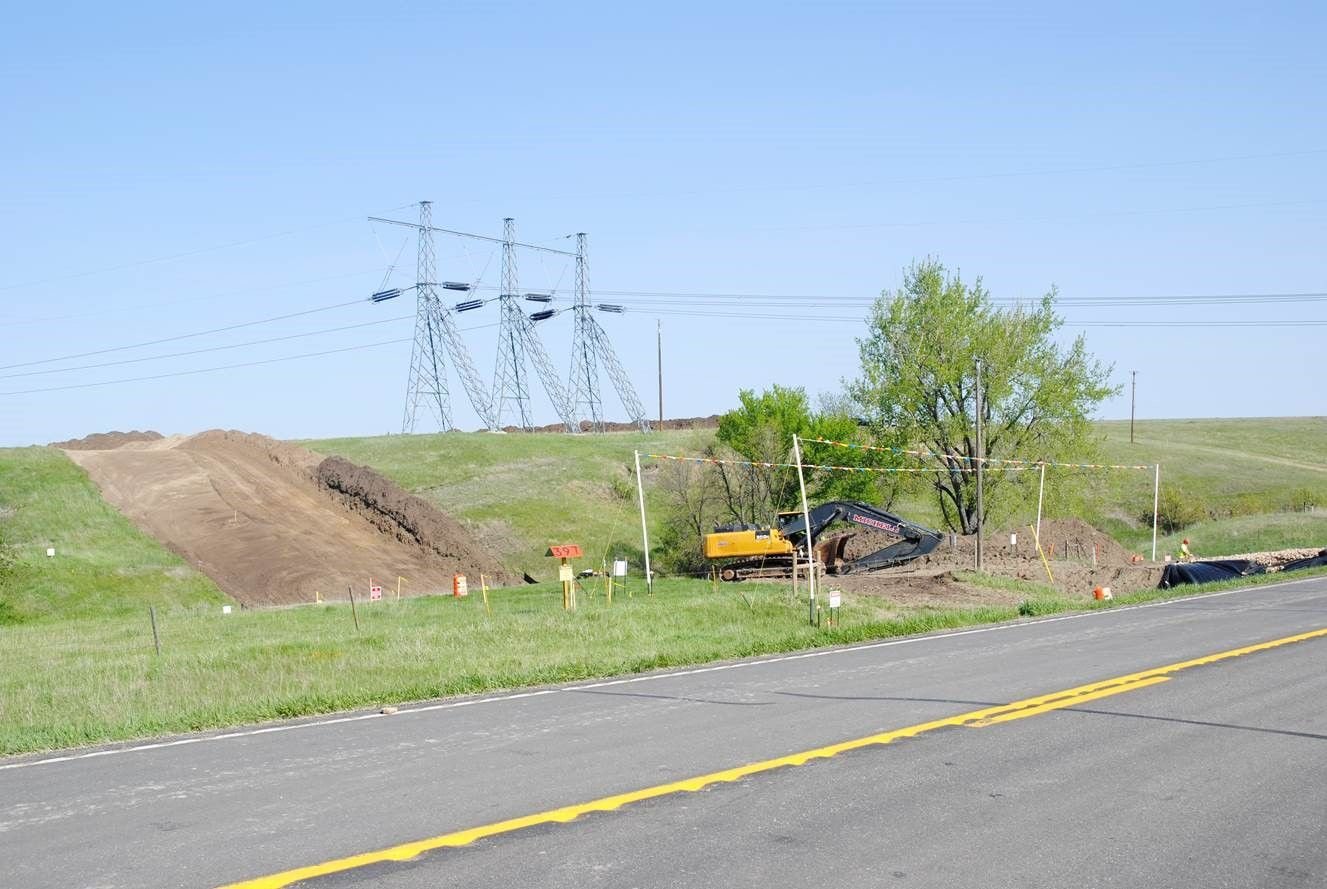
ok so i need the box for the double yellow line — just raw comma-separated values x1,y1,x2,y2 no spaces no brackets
223,626,1327,888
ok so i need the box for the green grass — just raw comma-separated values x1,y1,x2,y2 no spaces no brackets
6,564,1325,757
0,577,1023,755
3,417,1324,754
309,419,1327,573
1086,418,1327,552
0,447,227,623
306,428,715,578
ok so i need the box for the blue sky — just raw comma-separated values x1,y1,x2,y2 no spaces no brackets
2,1,1324,446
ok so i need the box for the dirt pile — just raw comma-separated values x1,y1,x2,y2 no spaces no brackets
1214,547,1326,569
835,516,1161,600
50,430,163,450
63,431,510,607
317,456,512,585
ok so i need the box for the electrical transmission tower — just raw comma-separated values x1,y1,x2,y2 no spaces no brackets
567,233,652,432
396,201,499,433
491,218,579,432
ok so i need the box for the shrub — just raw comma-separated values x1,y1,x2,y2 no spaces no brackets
1142,487,1207,534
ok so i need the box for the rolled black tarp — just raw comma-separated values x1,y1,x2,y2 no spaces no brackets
1280,549,1327,573
1159,559,1265,588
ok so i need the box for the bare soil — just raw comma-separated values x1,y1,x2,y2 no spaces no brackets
63,431,510,606
50,430,164,450
830,517,1164,604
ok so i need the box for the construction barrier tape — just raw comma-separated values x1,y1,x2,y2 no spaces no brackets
640,453,1032,474
801,438,1153,471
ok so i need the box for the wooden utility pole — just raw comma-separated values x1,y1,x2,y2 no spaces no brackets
975,359,984,572
1130,370,1137,444
657,320,663,426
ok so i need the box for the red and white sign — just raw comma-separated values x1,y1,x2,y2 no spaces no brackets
369,584,383,601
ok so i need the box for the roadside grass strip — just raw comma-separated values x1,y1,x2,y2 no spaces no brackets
219,625,1327,889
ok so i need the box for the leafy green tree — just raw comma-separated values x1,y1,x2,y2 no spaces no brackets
713,385,881,524
849,259,1117,533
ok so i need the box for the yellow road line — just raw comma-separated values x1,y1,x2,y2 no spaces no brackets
221,626,1327,889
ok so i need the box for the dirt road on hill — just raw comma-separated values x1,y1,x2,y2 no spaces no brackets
63,431,509,606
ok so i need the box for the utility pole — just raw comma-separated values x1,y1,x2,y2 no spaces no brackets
1130,370,1137,444
657,320,663,426
974,358,984,572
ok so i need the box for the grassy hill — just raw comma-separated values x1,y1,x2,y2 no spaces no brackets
307,417,1327,576
0,447,226,623
3,417,1322,624
306,428,714,579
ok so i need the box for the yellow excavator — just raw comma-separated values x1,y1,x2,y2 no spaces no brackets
704,500,942,581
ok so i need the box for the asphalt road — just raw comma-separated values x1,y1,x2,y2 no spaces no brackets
3,578,1325,888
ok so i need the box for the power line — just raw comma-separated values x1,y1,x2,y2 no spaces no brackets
0,268,384,328
0,321,501,397
0,298,371,372
0,314,415,380
630,306,1327,327
0,204,416,293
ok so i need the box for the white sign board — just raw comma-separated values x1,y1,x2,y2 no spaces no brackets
558,564,574,583
828,591,842,609
46,547,55,558
612,559,628,578
222,605,233,615
369,585,383,601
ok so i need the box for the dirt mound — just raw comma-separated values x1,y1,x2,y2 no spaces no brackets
835,517,1160,599
1213,547,1325,569
317,456,512,585
830,569,1028,608
50,430,163,450
63,431,510,607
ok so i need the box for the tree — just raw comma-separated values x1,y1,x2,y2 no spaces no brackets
848,259,1117,533
652,385,890,572
715,385,878,524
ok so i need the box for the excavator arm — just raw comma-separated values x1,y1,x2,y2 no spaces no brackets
777,501,942,573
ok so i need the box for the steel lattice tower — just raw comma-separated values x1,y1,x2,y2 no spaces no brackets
396,201,500,433
401,201,451,432
567,233,604,431
566,233,651,433
490,218,579,432
492,218,532,429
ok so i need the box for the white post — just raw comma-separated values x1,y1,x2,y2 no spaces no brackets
1035,462,1046,542
792,435,816,611
634,450,653,593
1151,463,1161,562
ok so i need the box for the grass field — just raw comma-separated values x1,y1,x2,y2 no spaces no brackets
309,418,1327,570
3,418,1325,755
0,446,225,623
0,577,1017,755
8,567,1324,757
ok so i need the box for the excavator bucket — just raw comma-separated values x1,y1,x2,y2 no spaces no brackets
814,533,854,572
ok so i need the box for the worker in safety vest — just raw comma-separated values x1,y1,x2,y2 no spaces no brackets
1178,538,1193,562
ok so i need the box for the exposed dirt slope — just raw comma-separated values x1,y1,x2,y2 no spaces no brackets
63,431,509,606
